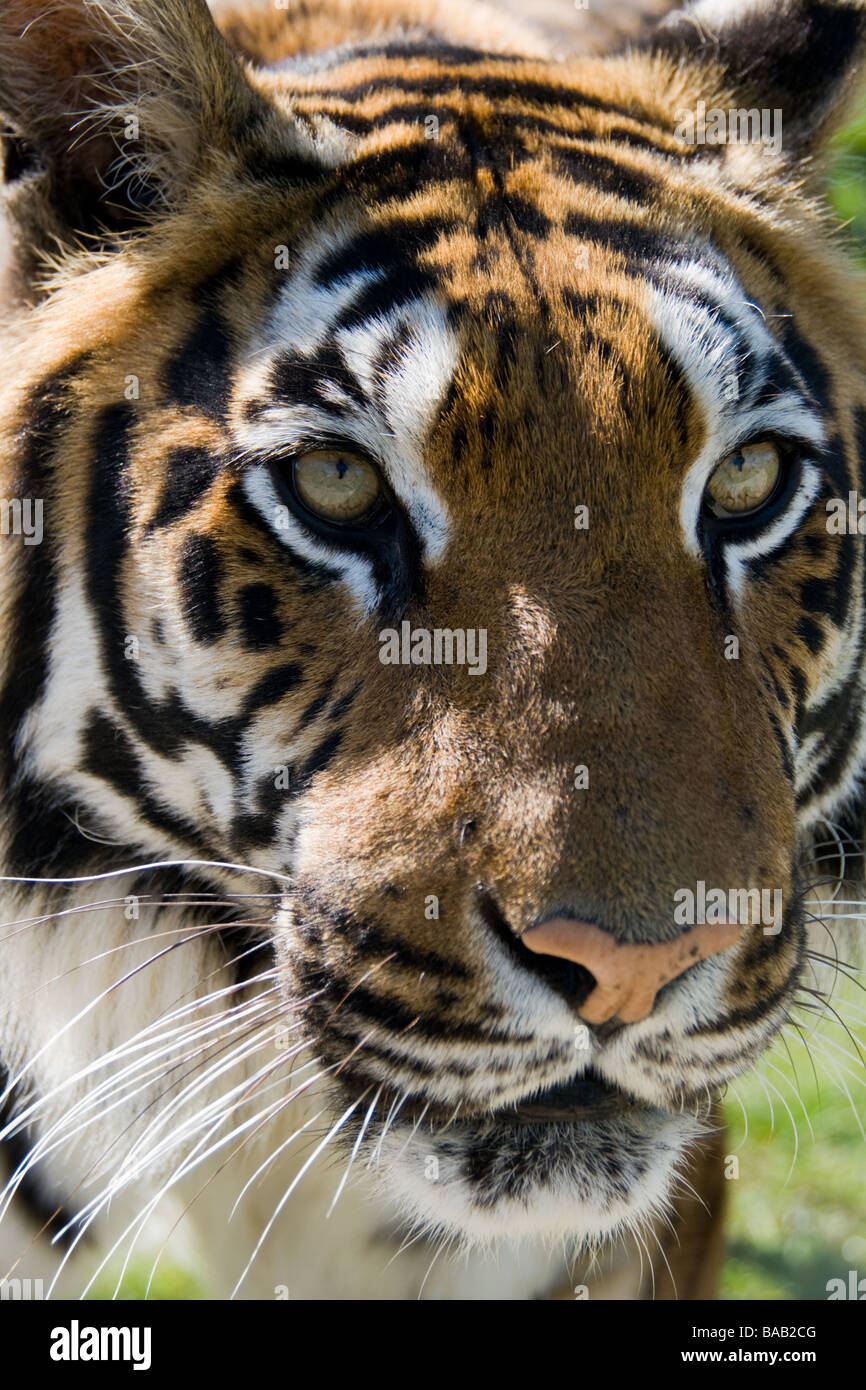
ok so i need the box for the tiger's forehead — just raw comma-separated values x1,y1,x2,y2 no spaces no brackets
235,190,807,509
264,46,694,165
234,209,666,532
229,49,825,537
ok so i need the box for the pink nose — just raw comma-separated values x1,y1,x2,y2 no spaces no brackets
521,917,742,1023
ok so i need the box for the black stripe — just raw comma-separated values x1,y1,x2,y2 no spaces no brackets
0,359,93,875
81,709,217,853
562,211,723,282
178,533,228,644
86,409,241,773
685,951,803,1036
325,100,690,167
162,265,241,422
797,681,866,808
296,905,472,981
269,342,367,411
550,145,657,203
238,583,283,650
241,662,303,718
768,708,795,783
301,70,656,123
316,218,453,288
305,38,525,68
316,993,526,1052
147,446,223,530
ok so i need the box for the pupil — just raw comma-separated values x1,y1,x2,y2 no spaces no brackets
335,458,349,480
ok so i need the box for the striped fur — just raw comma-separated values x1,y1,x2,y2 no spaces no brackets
0,0,864,1299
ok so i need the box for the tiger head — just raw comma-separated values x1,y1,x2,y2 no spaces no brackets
1,0,865,1278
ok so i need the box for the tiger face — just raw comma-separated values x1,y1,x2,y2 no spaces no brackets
1,0,865,1293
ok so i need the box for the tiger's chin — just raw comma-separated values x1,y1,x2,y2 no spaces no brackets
370,1095,704,1249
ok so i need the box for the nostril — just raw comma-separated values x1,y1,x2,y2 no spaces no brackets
477,893,598,1012
530,954,598,1009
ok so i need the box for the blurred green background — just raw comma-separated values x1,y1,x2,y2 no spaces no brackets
87,120,866,1306
720,983,866,1299
831,110,866,258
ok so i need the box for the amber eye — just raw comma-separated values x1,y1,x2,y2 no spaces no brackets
705,441,782,518
292,449,383,524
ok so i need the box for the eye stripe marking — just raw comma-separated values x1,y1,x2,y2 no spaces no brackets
644,257,827,578
178,534,228,644
236,244,456,606
721,464,823,597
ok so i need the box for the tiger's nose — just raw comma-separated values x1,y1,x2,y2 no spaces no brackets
521,917,742,1024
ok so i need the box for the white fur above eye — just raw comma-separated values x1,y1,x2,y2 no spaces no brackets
645,260,826,582
233,227,456,607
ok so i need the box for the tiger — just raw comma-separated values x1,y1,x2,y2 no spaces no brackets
0,0,864,1302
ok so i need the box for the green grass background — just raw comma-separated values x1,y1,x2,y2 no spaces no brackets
87,124,866,1305
831,111,866,257
720,990,866,1300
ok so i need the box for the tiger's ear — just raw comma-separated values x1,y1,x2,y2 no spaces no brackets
0,0,262,251
644,0,866,159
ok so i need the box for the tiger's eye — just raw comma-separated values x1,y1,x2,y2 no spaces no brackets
705,441,781,517
292,449,382,523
